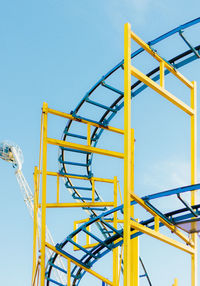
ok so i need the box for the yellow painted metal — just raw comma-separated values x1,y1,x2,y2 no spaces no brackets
91,177,95,202
160,61,165,88
117,182,123,204
117,245,123,286
130,30,194,89
41,202,114,208
130,192,193,246
132,235,139,286
113,176,118,286
130,129,139,286
40,102,48,286
47,137,124,159
32,166,38,284
86,224,91,245
131,220,194,255
154,215,160,232
191,81,197,286
47,106,124,135
56,173,60,203
45,242,114,285
87,123,91,146
124,22,132,286
33,23,198,286
67,259,71,286
130,65,194,115
47,171,115,183
173,278,178,286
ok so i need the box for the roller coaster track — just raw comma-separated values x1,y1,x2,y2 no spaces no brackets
41,18,200,286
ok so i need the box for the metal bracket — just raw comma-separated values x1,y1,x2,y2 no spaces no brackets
177,193,198,217
179,30,200,58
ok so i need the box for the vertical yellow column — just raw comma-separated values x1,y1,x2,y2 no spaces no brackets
172,278,178,286
32,166,38,285
130,129,139,286
67,259,71,286
40,102,48,286
191,81,197,286
113,176,118,285
124,22,132,286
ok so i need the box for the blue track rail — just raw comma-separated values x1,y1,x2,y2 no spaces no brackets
46,183,200,285
47,18,200,285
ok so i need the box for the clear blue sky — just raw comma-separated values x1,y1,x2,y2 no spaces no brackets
0,1,200,285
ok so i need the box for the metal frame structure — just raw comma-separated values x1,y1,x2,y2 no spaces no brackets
32,19,200,286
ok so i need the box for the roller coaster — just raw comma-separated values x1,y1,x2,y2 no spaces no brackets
19,18,200,285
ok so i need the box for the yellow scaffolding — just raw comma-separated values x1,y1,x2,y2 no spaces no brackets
32,23,197,286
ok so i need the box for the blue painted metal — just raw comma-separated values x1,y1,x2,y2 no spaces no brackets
48,261,67,274
142,183,200,201
101,81,124,96
63,131,87,140
59,160,91,167
72,193,99,201
65,183,92,191
86,98,118,112
55,244,90,268
46,277,65,286
61,171,92,179
67,238,99,259
83,207,107,211
82,227,112,249
71,114,108,127
47,200,200,285
60,147,91,155
179,30,200,58
177,193,198,217
46,18,200,286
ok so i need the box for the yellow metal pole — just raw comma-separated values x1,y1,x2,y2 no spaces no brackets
56,173,60,203
87,123,91,146
124,22,132,286
130,129,138,286
173,278,178,286
40,103,48,286
113,176,118,286
160,61,165,88
191,81,197,286
92,178,95,202
67,259,71,286
32,166,38,285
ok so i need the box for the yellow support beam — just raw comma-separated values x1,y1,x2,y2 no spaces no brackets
131,220,194,255
47,137,124,159
124,22,132,286
172,278,178,286
40,103,48,286
47,107,124,135
130,65,194,115
41,202,114,208
46,171,115,183
130,30,194,89
130,192,193,246
45,242,113,286
191,81,197,286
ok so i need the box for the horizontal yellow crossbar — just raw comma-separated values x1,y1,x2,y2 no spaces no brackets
130,192,193,246
131,221,194,255
46,171,115,183
47,107,124,135
40,202,114,208
47,138,124,159
130,66,194,116
45,242,113,285
130,31,194,89
74,243,99,251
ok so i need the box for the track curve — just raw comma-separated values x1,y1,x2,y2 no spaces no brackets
47,18,200,286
